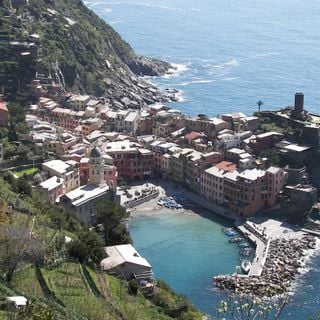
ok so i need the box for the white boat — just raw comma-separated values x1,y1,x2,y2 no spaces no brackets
241,260,252,274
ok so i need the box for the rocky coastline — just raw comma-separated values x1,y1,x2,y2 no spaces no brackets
214,235,318,298
101,59,180,110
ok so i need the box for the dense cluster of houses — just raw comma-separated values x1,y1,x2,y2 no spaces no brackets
24,91,317,223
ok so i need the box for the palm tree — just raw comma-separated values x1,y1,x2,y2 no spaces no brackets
256,100,264,112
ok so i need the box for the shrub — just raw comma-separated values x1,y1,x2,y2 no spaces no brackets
128,279,139,296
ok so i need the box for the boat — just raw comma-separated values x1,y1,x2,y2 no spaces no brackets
239,248,253,256
225,230,238,237
229,237,243,243
241,260,252,274
239,242,250,248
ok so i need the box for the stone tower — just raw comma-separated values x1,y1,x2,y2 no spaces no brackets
89,146,105,186
294,92,304,114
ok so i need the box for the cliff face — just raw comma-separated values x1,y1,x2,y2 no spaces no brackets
0,0,173,107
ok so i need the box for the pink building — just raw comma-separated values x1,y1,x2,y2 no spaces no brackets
78,155,118,189
104,165,118,190
266,167,287,206
201,161,236,204
186,151,224,193
0,102,8,126
223,167,286,217
79,158,90,185
248,132,284,154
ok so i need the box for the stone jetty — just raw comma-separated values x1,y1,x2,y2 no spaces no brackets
214,235,317,297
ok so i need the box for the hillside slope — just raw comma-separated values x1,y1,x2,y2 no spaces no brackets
0,0,173,106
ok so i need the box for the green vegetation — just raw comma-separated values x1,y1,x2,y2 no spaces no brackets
9,260,202,320
0,172,204,319
260,149,280,166
13,167,38,177
13,266,45,298
40,261,113,319
1,0,139,97
67,230,106,265
95,199,132,245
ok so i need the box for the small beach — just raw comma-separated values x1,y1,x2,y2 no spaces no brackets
121,181,213,219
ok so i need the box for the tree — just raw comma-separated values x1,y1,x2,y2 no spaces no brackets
260,149,280,166
7,102,26,141
17,303,55,320
67,230,105,265
95,200,131,245
0,225,44,282
0,199,9,225
256,100,264,112
15,177,32,195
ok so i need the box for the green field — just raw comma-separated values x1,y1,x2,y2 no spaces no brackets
40,262,115,319
13,266,45,298
13,167,38,178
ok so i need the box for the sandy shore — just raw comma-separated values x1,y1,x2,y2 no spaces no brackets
120,181,206,219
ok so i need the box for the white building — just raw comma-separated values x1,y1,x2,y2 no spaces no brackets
216,134,242,151
69,94,91,110
124,112,140,134
39,176,64,203
115,110,129,132
60,147,111,225
42,159,80,193
100,244,153,280
61,183,110,225
6,296,28,309
201,166,227,204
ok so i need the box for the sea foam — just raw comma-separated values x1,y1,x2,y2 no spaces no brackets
211,59,240,69
288,238,320,295
104,1,199,12
163,63,190,78
178,79,216,86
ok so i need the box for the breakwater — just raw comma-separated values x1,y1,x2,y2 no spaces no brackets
214,235,317,297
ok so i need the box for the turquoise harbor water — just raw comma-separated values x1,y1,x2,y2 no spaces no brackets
129,213,238,316
84,0,320,317
129,213,320,319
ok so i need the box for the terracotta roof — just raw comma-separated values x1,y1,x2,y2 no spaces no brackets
184,131,202,142
215,161,237,172
0,102,8,112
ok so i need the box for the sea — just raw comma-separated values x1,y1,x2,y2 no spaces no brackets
84,0,320,318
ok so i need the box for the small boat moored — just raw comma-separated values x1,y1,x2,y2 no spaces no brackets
239,248,253,256
241,260,252,274
239,242,250,248
229,236,243,243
